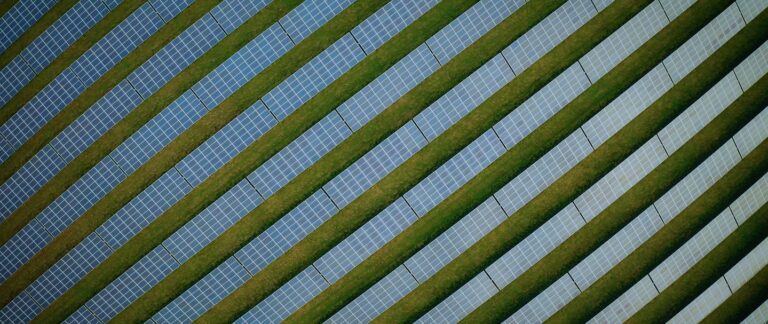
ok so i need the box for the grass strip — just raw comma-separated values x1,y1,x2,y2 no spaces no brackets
0,0,19,21
627,199,768,323
0,0,231,243
380,3,766,322
0,0,302,308
701,263,768,324
30,0,391,321
0,0,147,128
283,0,734,322
199,0,656,322
0,0,77,70
483,72,768,324
112,0,485,321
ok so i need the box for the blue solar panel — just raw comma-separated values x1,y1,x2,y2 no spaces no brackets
579,1,669,81
0,144,66,220
323,123,427,208
235,267,328,323
508,276,580,322
314,198,417,283
503,0,596,74
0,218,51,282
0,291,42,323
154,257,251,322
191,24,292,109
174,101,277,187
426,0,525,64
663,4,744,83
0,56,34,109
1,67,86,153
407,199,507,282
337,44,439,131
83,246,178,321
127,14,226,98
414,55,512,141
261,34,365,120
37,158,126,237
148,0,194,22
404,131,507,216
210,0,271,34
574,140,667,221
0,0,57,54
247,113,351,197
21,0,110,73
331,266,417,322
109,91,208,174
97,169,191,248
50,80,143,163
70,3,164,87
25,234,111,309
351,0,439,54
419,272,498,322
279,0,355,43
235,191,337,274
164,179,263,263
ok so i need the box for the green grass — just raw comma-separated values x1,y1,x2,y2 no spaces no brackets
0,0,230,245
0,0,146,131
30,0,393,322
198,0,659,322
0,0,302,311
0,0,77,70
627,199,768,323
494,73,768,324
701,263,768,324
106,0,485,321
288,0,738,322
0,0,20,21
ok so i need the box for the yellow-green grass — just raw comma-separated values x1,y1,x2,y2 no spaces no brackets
479,73,768,324
701,264,768,324
202,0,658,322
379,3,766,322
0,0,305,309
0,0,77,70
627,199,768,323
291,0,738,322
30,0,394,321
0,0,19,21
0,0,147,129
113,0,515,321
0,0,235,245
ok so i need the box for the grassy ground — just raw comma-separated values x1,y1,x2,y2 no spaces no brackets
0,0,227,245
0,0,301,311
286,0,738,322
627,199,768,323
30,0,394,321
0,0,146,132
0,0,77,70
492,74,768,323
109,0,493,321
197,0,659,322
701,263,768,324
